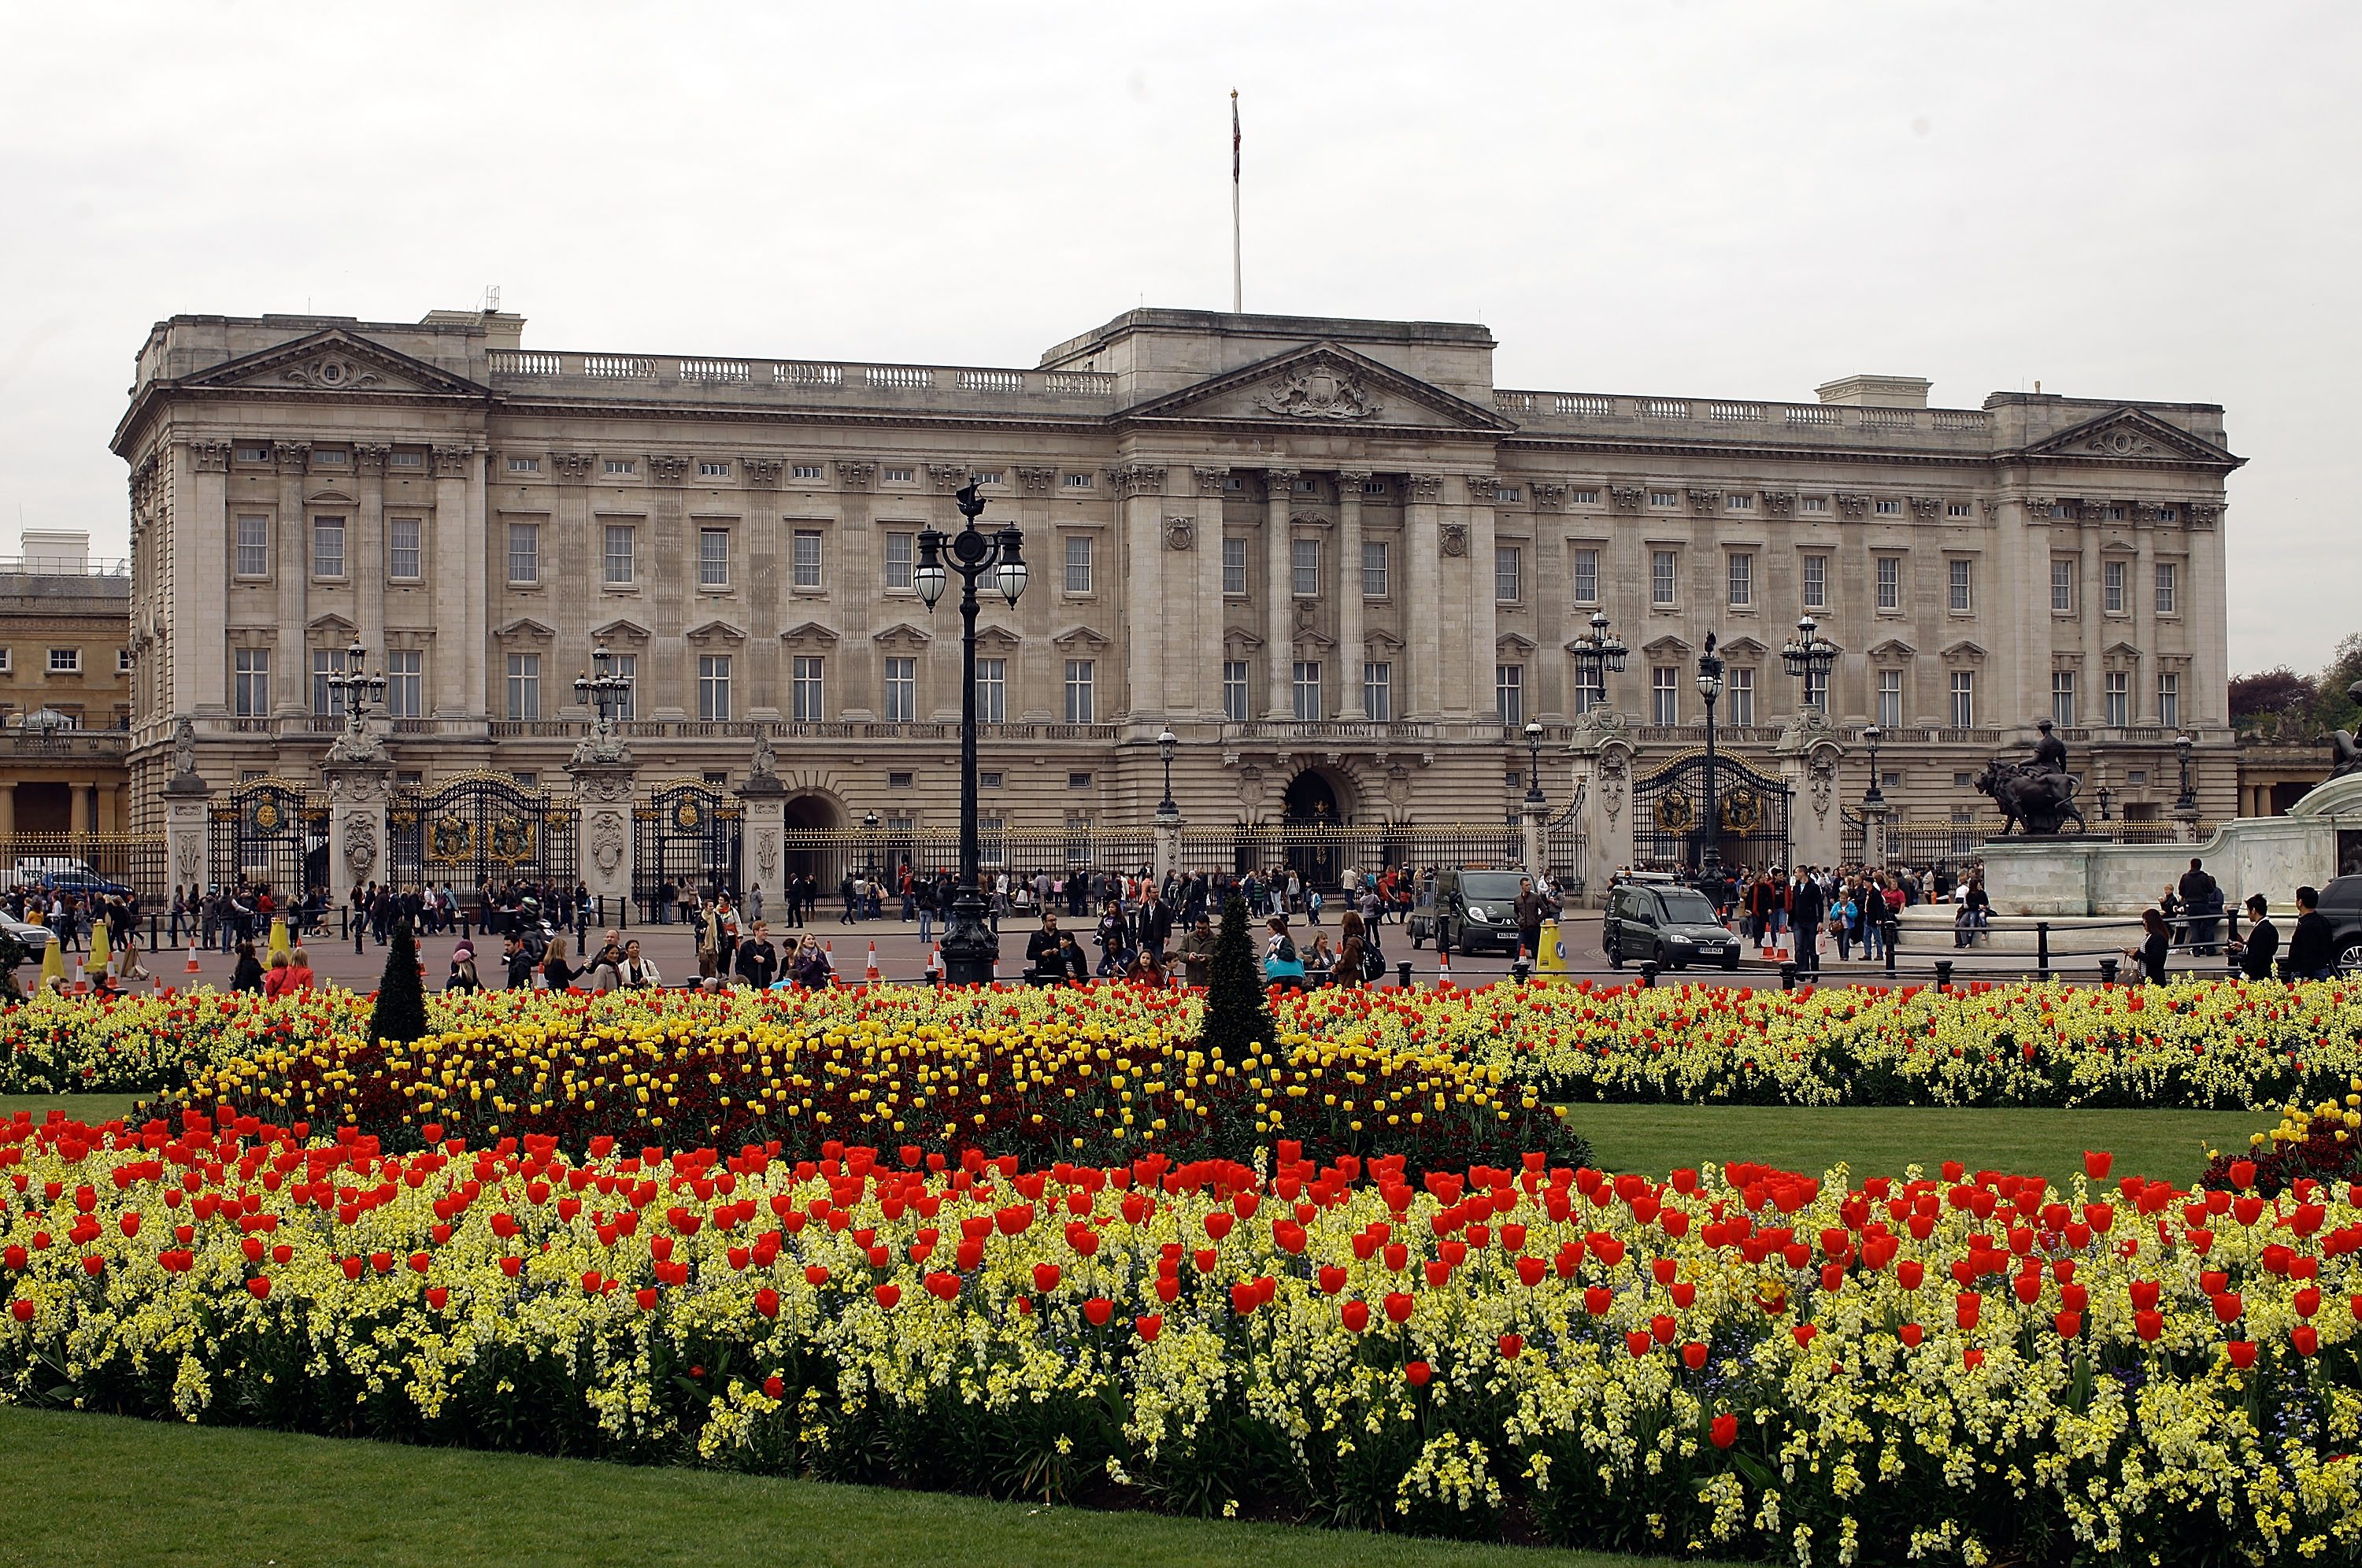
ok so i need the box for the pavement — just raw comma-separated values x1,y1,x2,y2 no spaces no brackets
54,908,2223,995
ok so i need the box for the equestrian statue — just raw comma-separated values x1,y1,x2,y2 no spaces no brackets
1975,717,2090,835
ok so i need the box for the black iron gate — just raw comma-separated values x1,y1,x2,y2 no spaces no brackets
1631,750,1791,873
386,771,578,893
208,779,324,896
633,782,742,912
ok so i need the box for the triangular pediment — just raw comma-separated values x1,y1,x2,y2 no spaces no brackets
973,623,1021,649
1120,342,1515,433
2103,639,2143,660
779,621,840,646
1717,634,1768,658
1365,628,1405,651
494,616,557,640
591,617,651,642
871,621,932,648
1942,638,1988,662
1495,631,1538,655
1222,626,1265,652
305,612,358,638
684,618,746,643
180,328,492,398
1642,634,1694,657
2016,407,2242,470
1051,624,1113,649
1867,638,1917,660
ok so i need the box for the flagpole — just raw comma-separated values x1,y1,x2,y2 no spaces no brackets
1231,88,1242,314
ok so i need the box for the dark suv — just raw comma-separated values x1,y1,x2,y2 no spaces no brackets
1603,879,1741,971
2320,876,2362,974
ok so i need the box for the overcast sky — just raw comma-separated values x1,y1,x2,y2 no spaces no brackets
3,2,2352,674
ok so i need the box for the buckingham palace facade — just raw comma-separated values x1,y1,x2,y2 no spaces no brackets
112,304,2240,871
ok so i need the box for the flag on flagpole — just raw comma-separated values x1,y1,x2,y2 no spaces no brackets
1231,90,1241,182
1230,90,1242,313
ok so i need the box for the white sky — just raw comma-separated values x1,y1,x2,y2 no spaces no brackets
2,1,2353,674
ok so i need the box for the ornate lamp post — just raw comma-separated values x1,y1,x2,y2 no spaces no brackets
2174,732,2197,814
1156,727,1179,819
914,482,1029,984
1694,632,1725,878
1861,724,1885,810
1779,613,1838,712
325,637,387,735
1568,608,1628,715
862,810,880,878
572,644,632,740
2097,785,2112,822
1523,720,1546,804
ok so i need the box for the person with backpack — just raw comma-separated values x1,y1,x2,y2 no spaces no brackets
1263,915,1305,991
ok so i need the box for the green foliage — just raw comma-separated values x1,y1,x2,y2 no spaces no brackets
1198,897,1271,1062
368,922,428,1046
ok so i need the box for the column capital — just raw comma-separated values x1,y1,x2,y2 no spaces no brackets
1402,473,1443,504
273,441,312,475
1190,465,1230,493
1334,468,1372,489
1263,467,1299,490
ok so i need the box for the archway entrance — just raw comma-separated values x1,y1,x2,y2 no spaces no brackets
781,795,843,892
1279,769,1349,889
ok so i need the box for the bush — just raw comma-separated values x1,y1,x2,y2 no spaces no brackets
369,923,428,1047
1198,897,1270,1063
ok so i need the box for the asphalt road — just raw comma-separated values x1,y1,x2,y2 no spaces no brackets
57,908,2210,994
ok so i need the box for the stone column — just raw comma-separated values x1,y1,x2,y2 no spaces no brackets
354,444,389,659
321,758,393,896
1335,471,1368,719
162,768,211,896
1112,464,1167,720
1775,717,1847,868
568,758,639,913
70,786,93,834
272,442,311,719
1190,468,1229,718
181,441,231,715
431,446,480,721
1263,468,1297,718
0,783,13,838
1464,475,1500,723
1404,474,1443,719
1153,808,1183,882
739,777,787,915
1520,795,1546,876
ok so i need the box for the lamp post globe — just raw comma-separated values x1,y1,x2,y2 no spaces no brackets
918,482,1027,984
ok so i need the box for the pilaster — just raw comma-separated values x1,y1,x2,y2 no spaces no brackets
1263,468,1296,719
1404,473,1443,719
1335,471,1368,719
739,767,789,914
272,442,310,718
1463,475,1499,723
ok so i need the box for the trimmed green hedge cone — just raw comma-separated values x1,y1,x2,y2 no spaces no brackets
369,922,429,1046
1198,896,1270,1063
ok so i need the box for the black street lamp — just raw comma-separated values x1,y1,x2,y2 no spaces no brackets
2174,733,2196,813
1156,727,1179,818
1523,719,1546,804
2097,785,2113,822
862,809,880,878
1568,608,1628,714
1780,613,1838,711
914,482,1029,985
325,637,387,733
572,643,632,736
1694,631,1725,878
1862,723,1885,809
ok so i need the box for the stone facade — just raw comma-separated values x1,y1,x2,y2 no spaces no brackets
112,305,2242,850
0,536,133,834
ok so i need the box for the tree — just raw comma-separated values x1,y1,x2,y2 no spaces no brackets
368,921,429,1047
2310,633,2362,738
2229,667,2314,734
1198,896,1270,1063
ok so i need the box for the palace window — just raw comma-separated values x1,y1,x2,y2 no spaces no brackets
1875,555,1901,612
604,459,636,477
1062,472,1091,489
387,650,422,719
1574,662,1603,716
791,463,824,482
507,523,540,585
1649,490,1679,509
1651,549,1678,607
505,653,540,721
1727,551,1753,608
2156,561,2179,615
311,516,346,579
698,655,731,722
2104,559,2126,614
1948,558,1972,612
1362,479,1389,495
47,647,80,674
507,456,539,474
1727,665,1755,726
1064,660,1095,723
1801,553,1827,610
1065,534,1095,594
1726,492,1754,512
883,531,913,590
883,467,914,485
1494,664,1523,726
698,460,731,479
1803,665,1828,712
698,527,730,589
1222,537,1249,596
1294,660,1324,722
1293,538,1321,597
1650,666,1679,725
1878,668,1902,729
235,516,270,578
2105,670,2129,728
1572,548,1599,604
1494,544,1522,603
610,653,635,721
2052,559,2076,613
1947,501,1973,518
791,529,823,589
2159,671,2180,729
388,517,422,581
1363,661,1392,722
1949,670,1975,728
233,649,268,716
2052,670,2076,727
1875,498,1903,516
311,646,349,718
882,656,916,723
1800,496,1828,514
791,656,825,721
1361,539,1389,597
1569,488,1600,505
975,657,1005,723
1223,660,1249,722
603,524,635,586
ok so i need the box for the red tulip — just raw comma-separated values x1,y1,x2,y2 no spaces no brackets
2082,1151,2112,1180
876,1285,902,1311
1710,1413,1738,1448
246,1277,271,1300
1082,1296,1112,1326
1341,1300,1371,1333
1384,1291,1415,1324
1404,1359,1431,1386
1317,1266,1348,1295
426,1286,449,1311
1956,1294,1981,1331
2212,1292,2243,1323
762,1374,785,1398
1135,1313,1163,1341
1516,1256,1546,1289
1032,1263,1061,1294
2293,1325,2319,1357
635,1287,659,1311
9,1299,31,1322
2227,1340,2259,1370
1498,1333,1523,1360
1791,1323,1817,1348
2054,1311,2081,1338
756,1288,781,1317
1900,1323,1924,1348
118,1214,140,1239
1897,1260,1923,1291
1683,1340,1709,1370
1583,1285,1612,1316
2134,1309,2164,1341
1964,1348,1985,1370
2130,1279,2160,1311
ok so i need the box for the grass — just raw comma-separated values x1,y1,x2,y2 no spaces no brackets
0,1406,1731,1568
1568,1104,2267,1188
1,1093,2267,1189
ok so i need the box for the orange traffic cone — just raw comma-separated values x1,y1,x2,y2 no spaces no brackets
184,941,202,974
865,941,881,985
1436,947,1453,989
927,943,943,979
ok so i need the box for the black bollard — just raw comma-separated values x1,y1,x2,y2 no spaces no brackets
1884,919,1898,979
1934,959,1953,989
1639,961,1659,989
2098,956,2120,986
2036,921,2052,982
1395,960,1412,989
1779,961,1797,991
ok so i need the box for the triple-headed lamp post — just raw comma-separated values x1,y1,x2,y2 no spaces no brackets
572,643,632,736
1568,608,1628,714
914,483,1029,984
1780,612,1839,712
326,638,387,734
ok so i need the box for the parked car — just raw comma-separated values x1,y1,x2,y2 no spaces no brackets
2319,875,2362,975
0,856,98,892
1603,878,1741,971
0,912,57,962
16,870,132,900
1405,868,1541,956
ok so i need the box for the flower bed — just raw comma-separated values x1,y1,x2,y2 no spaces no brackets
3,1112,2359,1565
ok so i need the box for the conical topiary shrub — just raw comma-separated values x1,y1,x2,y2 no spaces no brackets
369,921,429,1046
1198,895,1270,1063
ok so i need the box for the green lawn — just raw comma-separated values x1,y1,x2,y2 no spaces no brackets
0,1406,1725,1568
2,1093,2265,1189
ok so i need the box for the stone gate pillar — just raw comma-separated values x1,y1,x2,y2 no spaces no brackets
321,758,393,896
1567,711,1635,907
1153,807,1184,882
739,777,787,915
566,727,639,915
162,719,213,894
1775,711,1846,870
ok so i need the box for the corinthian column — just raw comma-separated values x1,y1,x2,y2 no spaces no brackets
1264,468,1297,719
1404,474,1442,718
1335,471,1369,719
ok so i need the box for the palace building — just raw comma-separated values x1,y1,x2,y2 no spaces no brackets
112,304,2239,891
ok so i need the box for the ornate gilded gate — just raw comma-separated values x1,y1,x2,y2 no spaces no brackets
208,778,324,895
385,771,578,892
1631,750,1791,873
633,781,742,909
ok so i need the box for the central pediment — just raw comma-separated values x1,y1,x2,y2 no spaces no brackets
180,328,491,399
1120,342,1514,434
2014,407,2242,470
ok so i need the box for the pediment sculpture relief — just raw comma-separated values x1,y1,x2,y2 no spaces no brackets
1258,361,1380,422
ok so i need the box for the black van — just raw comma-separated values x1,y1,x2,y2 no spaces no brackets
1603,878,1741,971
1406,868,1539,956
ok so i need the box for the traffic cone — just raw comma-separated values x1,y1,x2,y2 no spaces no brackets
184,940,202,974
927,943,942,978
865,941,881,985
1436,947,1453,988
824,938,839,985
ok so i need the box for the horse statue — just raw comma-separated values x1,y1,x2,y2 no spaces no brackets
2329,679,2362,781
1975,760,2088,835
